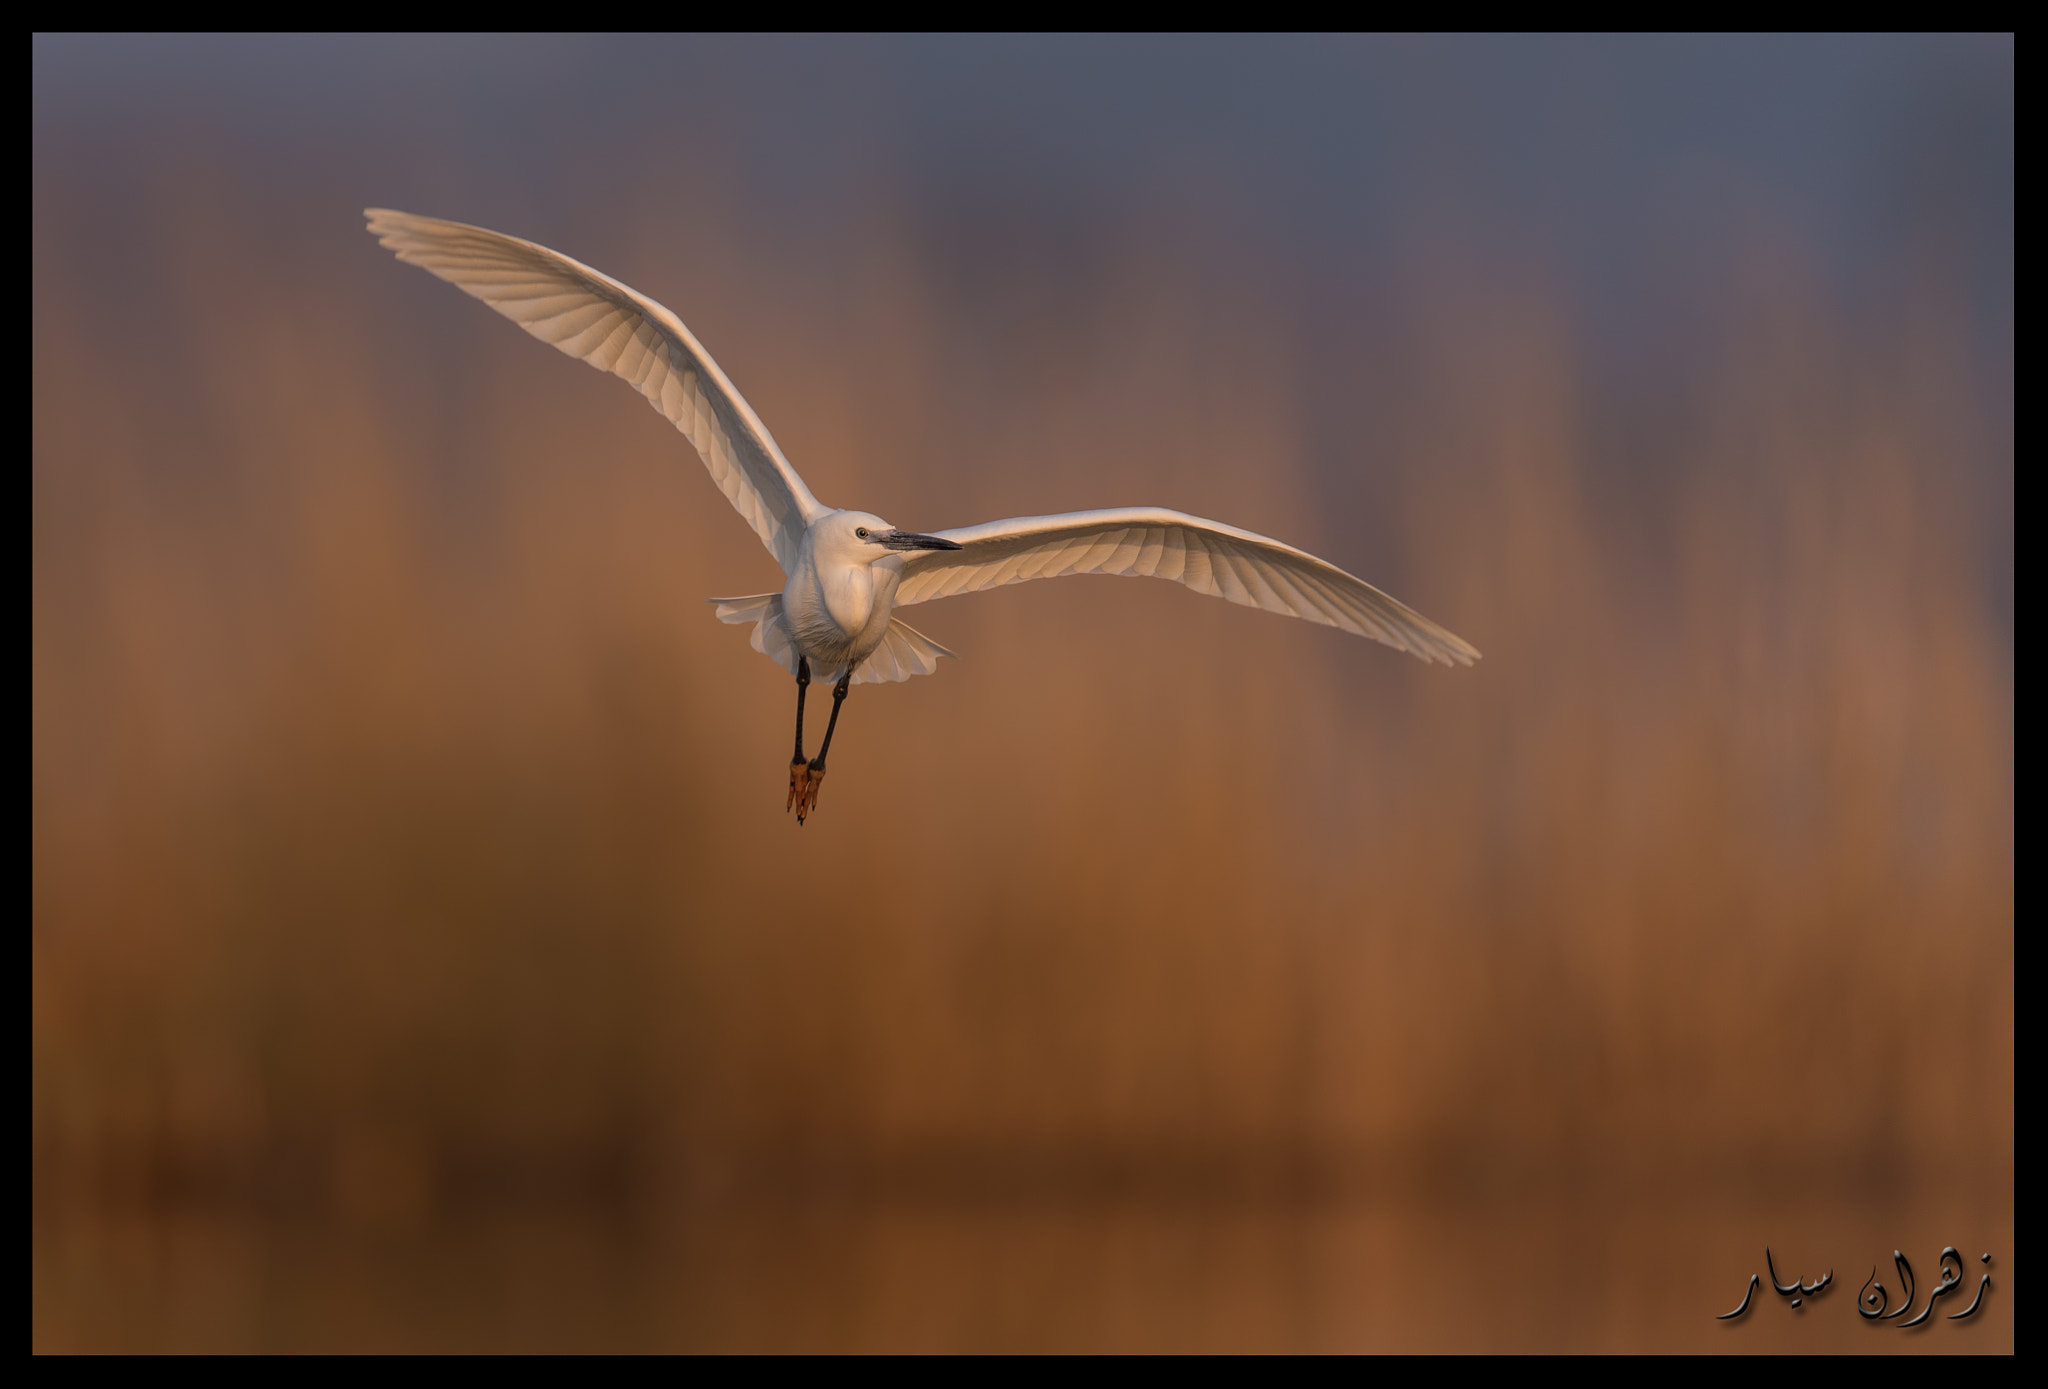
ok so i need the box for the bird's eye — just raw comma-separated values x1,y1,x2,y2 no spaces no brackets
855,527,869,539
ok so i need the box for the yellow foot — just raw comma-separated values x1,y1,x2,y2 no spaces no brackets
794,760,825,824
787,758,809,815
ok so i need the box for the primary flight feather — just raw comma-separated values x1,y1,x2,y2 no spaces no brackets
367,208,1479,822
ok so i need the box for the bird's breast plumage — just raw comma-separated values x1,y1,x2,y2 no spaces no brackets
782,553,901,679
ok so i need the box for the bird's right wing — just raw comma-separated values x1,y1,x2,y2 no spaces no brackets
366,209,827,574
893,508,1479,666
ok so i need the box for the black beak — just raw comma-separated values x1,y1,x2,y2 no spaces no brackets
880,530,964,552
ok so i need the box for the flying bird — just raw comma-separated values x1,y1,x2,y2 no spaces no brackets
366,209,1480,823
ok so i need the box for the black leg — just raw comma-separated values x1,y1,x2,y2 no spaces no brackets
787,658,811,814
810,672,852,775
792,657,811,762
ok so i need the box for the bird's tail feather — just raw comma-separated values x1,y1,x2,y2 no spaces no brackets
707,596,955,684
854,616,957,685
709,593,801,677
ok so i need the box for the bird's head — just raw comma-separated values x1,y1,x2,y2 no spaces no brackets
814,511,964,568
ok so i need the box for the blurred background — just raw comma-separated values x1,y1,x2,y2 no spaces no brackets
34,35,2011,1351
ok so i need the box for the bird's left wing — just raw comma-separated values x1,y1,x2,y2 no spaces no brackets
366,209,827,573
893,508,1479,666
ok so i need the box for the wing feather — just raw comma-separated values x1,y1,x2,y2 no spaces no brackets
1132,527,1167,578
894,507,1480,667
366,209,826,573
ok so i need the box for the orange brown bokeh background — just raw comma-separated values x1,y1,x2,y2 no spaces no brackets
34,36,2011,1350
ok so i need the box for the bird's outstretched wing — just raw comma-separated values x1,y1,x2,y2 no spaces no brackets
894,508,1479,666
366,209,826,574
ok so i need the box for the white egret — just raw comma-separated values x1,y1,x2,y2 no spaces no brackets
367,209,1480,823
